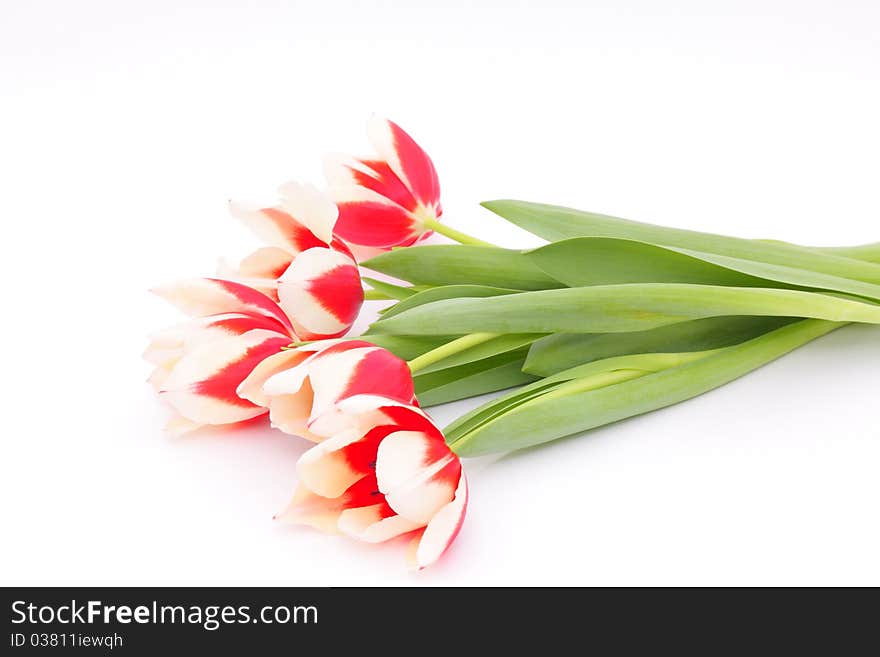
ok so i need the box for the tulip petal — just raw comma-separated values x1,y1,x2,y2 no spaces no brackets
236,349,307,408
376,430,461,524
277,248,363,340
145,313,283,390
159,329,290,426
329,185,422,248
367,117,440,212
309,394,424,439
267,386,324,441
148,364,173,392
412,471,468,569
324,153,418,213
235,246,294,279
152,278,293,334
255,355,332,439
337,503,422,543
276,180,338,245
306,347,415,427
275,484,344,533
146,313,289,365
218,246,294,300
257,342,412,440
164,414,204,437
297,429,370,498
228,201,328,256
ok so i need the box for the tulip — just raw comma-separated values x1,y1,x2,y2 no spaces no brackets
277,395,468,569
324,117,443,250
236,340,416,442
226,181,364,340
145,278,297,435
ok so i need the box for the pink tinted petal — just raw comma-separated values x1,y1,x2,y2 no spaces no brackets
340,348,416,404
337,504,422,543
217,246,293,302
214,270,279,301
412,471,468,569
302,347,376,420
235,246,294,279
297,429,369,498
228,202,327,255
236,349,307,408
144,312,281,371
152,278,293,334
329,236,357,261
367,117,441,211
257,364,318,439
329,186,421,248
275,484,344,534
309,394,424,439
277,248,363,340
306,347,414,425
148,364,173,392
159,329,289,426
276,181,338,245
376,430,460,524
218,246,294,298
259,341,385,439
307,392,395,438
267,386,324,441
164,414,204,437
278,474,392,534
324,154,418,213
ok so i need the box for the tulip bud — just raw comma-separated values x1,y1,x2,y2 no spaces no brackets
325,117,442,250
227,182,364,339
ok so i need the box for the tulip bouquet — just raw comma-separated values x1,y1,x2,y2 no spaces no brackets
147,117,880,568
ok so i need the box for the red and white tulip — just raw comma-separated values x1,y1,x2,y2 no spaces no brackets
325,117,442,250
145,278,297,435
277,395,467,569
225,182,363,340
237,340,416,442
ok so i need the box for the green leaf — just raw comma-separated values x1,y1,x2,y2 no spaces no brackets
527,237,880,301
369,283,880,335
414,349,538,406
380,285,520,320
444,350,714,443
528,237,771,287
523,316,797,376
482,200,880,286
413,333,547,374
449,319,842,456
360,277,419,301
362,245,561,290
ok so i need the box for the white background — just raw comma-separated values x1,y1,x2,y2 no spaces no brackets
2,0,879,586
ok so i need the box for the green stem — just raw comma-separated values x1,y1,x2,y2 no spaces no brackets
407,332,499,374
422,217,497,248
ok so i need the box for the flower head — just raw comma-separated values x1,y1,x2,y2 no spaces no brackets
145,278,297,435
225,182,363,340
278,395,467,569
325,117,442,250
237,340,416,442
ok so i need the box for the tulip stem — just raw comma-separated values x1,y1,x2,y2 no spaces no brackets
407,332,499,374
422,217,497,248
